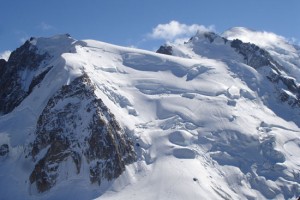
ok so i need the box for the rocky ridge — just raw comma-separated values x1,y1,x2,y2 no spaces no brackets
29,73,136,192
0,36,136,194
0,40,50,114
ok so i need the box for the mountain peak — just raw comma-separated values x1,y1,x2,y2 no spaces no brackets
28,34,76,56
189,30,225,44
0,31,300,199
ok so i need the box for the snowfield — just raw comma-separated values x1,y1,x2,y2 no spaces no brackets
0,29,299,199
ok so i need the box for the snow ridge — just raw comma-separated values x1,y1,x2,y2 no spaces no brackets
0,29,299,200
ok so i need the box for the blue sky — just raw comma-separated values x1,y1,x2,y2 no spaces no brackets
1,0,300,56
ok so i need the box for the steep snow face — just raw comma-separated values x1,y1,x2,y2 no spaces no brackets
0,33,299,200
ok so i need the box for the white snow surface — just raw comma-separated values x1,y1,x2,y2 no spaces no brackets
0,31,299,200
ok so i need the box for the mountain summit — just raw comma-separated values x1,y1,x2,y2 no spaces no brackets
0,29,299,199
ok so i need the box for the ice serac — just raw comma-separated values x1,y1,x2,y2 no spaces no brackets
29,73,136,192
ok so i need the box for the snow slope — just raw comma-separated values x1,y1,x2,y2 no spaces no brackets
0,30,299,200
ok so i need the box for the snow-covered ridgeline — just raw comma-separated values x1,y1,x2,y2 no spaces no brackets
0,29,299,199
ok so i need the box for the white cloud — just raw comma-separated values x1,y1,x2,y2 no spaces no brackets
149,20,215,42
173,37,190,45
0,50,11,61
222,27,293,52
39,22,54,31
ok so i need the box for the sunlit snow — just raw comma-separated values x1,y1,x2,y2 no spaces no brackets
0,29,299,199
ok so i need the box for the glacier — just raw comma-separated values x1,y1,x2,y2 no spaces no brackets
0,28,299,199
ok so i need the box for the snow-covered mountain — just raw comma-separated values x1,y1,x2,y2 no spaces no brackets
0,28,299,200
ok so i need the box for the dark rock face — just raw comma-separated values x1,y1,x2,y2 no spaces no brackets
230,39,300,107
203,32,219,43
28,66,53,94
156,45,173,55
29,74,136,192
0,144,9,156
0,40,49,114
266,65,300,107
231,39,279,70
0,59,7,77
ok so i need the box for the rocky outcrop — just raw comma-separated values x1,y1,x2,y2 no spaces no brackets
230,39,300,107
267,70,300,106
202,32,219,43
0,144,9,156
29,73,136,192
28,66,53,94
231,39,280,71
0,40,50,114
156,45,173,55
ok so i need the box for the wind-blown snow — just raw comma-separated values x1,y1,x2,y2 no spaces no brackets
0,31,299,199
222,27,292,52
